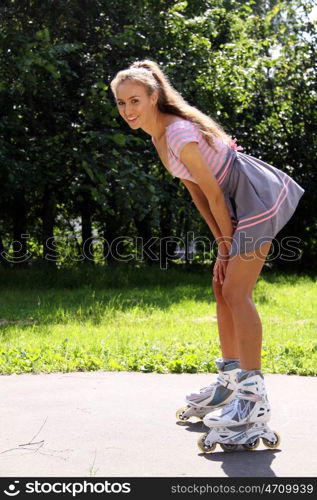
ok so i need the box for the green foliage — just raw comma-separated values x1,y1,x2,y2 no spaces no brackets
0,0,316,268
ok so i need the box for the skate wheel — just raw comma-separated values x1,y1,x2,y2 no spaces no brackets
220,443,238,453
262,431,281,449
197,433,216,454
175,407,190,422
243,438,260,451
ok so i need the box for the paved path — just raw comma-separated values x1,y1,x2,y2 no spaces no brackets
0,372,316,477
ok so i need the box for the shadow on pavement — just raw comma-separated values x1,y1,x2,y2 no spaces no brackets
177,420,281,477
200,448,281,477
176,420,207,432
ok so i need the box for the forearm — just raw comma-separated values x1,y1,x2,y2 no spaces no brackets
189,190,223,241
208,193,234,254
182,179,233,254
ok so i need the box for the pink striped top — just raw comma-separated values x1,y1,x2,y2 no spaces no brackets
165,120,237,186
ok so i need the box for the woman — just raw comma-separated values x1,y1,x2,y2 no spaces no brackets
110,60,305,451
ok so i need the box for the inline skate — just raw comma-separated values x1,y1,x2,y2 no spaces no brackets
197,370,280,452
176,358,240,422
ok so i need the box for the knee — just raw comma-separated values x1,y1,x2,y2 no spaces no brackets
222,282,250,308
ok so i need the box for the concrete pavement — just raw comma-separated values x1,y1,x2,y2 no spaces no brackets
0,371,316,477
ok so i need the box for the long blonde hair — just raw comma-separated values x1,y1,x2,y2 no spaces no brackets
110,59,231,149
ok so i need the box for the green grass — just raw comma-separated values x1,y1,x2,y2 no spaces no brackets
0,265,316,375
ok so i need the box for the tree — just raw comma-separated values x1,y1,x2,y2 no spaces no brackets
0,0,315,269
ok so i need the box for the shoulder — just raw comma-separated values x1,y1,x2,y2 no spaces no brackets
166,120,201,157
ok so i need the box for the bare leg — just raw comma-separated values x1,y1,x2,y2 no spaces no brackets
212,278,239,359
221,242,272,370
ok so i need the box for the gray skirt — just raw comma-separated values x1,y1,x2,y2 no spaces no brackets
222,152,305,257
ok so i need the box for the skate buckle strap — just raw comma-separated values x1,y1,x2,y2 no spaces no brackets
200,386,211,393
217,373,226,384
236,390,262,402
200,373,225,393
218,372,232,388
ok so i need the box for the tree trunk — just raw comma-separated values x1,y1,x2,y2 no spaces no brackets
103,217,123,263
42,186,56,265
160,201,177,269
102,196,124,264
0,235,7,266
12,190,28,266
80,192,94,264
134,214,155,264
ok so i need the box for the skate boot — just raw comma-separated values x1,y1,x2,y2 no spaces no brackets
197,370,280,453
176,358,240,422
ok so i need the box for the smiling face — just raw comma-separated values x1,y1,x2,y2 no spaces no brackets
115,80,157,130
